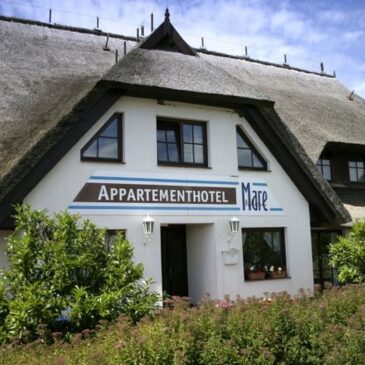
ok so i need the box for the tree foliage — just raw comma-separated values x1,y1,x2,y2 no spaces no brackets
0,205,158,343
330,219,365,284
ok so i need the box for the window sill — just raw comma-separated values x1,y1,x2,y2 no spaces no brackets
245,276,291,282
238,167,270,172
158,163,211,169
81,158,125,164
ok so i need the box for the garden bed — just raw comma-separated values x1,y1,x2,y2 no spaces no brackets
1,284,365,365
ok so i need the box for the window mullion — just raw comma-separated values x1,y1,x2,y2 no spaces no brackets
180,123,184,164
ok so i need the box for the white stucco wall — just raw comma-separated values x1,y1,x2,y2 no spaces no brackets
0,230,11,269
18,96,313,300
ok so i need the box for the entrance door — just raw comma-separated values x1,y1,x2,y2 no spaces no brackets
311,230,340,289
161,225,189,297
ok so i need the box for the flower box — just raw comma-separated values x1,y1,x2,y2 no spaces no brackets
269,270,287,279
246,271,266,280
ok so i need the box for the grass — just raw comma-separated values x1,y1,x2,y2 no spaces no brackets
1,285,365,365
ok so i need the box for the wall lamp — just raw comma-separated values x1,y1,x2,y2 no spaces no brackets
142,215,155,243
229,216,240,234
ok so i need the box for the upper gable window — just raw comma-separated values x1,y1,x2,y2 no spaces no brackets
316,154,332,181
81,114,123,162
236,127,267,170
157,119,207,167
349,158,365,182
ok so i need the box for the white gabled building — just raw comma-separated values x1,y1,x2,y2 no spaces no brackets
0,10,361,301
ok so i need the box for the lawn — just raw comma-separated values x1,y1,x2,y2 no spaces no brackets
1,285,365,365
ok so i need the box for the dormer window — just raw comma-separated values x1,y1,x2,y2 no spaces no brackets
349,158,365,182
81,114,123,162
316,154,332,181
236,127,267,170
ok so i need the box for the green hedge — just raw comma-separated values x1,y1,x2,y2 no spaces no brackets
1,285,365,365
0,205,158,343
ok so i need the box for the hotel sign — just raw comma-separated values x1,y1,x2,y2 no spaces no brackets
69,172,283,215
75,183,236,205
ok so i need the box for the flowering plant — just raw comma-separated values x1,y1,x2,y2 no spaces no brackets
264,265,284,273
248,265,264,273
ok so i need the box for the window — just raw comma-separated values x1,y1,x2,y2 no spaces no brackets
157,119,207,166
316,155,332,181
236,127,267,170
81,113,123,162
105,230,125,252
242,228,287,280
348,158,365,182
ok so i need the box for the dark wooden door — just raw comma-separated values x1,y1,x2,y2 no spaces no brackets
161,225,189,297
311,230,340,289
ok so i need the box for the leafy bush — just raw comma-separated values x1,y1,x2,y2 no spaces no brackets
1,285,365,365
330,219,365,284
0,205,158,343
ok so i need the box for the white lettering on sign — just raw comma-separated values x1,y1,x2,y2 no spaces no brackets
95,185,232,204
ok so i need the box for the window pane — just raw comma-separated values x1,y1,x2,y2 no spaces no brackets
253,154,264,168
263,232,272,250
157,130,166,142
194,145,204,163
237,133,249,148
349,161,356,168
243,229,286,279
272,232,281,253
193,125,203,143
238,149,252,167
99,138,118,158
323,165,332,181
183,143,193,163
100,119,118,137
158,143,168,162
167,143,179,162
166,130,177,143
83,140,97,158
243,231,261,269
322,159,331,167
358,169,365,182
183,124,193,143
349,167,357,182
358,161,364,168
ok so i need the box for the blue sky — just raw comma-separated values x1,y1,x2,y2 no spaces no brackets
1,0,365,97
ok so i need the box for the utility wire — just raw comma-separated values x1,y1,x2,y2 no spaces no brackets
0,0,326,68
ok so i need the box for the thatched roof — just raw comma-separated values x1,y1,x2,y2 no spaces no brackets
0,16,134,182
201,52,365,161
0,15,363,224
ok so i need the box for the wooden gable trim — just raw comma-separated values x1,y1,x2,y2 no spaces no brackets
140,9,197,56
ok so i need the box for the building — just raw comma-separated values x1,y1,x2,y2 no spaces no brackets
0,11,363,301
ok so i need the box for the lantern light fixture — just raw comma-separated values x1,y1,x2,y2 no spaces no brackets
142,214,155,242
229,216,240,234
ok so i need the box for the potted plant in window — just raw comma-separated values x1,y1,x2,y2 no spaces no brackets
246,266,266,280
268,266,287,279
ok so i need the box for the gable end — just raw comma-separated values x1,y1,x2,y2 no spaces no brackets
140,9,197,56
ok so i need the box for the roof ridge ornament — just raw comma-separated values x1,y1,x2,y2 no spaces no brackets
165,8,170,23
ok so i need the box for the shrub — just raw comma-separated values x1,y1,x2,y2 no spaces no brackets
0,205,158,343
330,219,365,284
2,285,365,365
